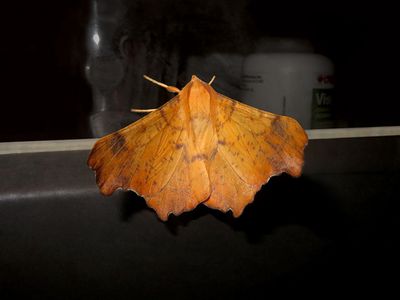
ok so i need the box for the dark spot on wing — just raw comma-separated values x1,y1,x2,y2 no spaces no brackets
139,124,147,133
271,116,287,138
109,132,126,155
191,154,208,162
227,100,237,120
160,109,170,125
267,140,282,154
175,143,185,149
209,147,218,160
218,140,226,145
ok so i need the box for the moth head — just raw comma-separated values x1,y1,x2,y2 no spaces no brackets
190,75,205,84
185,75,214,100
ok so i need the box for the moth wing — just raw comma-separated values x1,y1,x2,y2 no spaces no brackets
205,94,308,216
88,96,210,220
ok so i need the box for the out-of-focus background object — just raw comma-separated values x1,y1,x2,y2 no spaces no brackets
241,38,335,128
0,0,399,140
85,0,133,136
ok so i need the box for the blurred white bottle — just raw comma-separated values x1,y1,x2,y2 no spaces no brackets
241,38,334,128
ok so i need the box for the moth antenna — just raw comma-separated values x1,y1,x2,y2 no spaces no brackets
131,108,158,113
208,75,216,85
143,75,180,93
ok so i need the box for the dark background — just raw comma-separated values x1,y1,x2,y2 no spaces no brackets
0,0,399,142
0,1,92,141
0,2,399,298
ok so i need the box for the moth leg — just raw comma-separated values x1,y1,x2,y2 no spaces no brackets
143,75,180,93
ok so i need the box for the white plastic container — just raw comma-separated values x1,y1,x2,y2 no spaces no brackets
241,38,334,128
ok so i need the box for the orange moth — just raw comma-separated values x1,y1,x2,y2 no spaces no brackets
88,75,308,221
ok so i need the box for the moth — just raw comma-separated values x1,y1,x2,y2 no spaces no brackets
88,75,308,221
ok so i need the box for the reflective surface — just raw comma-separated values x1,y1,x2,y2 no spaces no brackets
1,137,399,298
